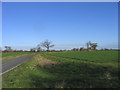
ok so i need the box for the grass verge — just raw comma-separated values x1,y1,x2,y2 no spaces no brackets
2,52,119,88
2,52,35,60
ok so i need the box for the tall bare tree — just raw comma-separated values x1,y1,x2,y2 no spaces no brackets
5,46,12,52
86,42,89,49
86,41,98,50
91,43,98,50
86,41,91,50
41,40,55,51
36,44,42,52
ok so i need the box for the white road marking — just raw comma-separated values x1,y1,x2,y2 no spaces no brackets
0,54,35,76
0,63,22,76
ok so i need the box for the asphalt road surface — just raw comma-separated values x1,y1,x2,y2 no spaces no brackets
1,54,35,75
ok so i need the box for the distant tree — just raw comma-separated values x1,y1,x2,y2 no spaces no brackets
76,48,79,51
86,41,98,50
0,47,1,52
5,46,12,52
51,50,55,52
90,43,98,50
30,48,36,52
19,50,23,52
30,48,33,52
13,49,17,52
71,48,79,51
72,48,76,51
40,40,55,52
36,44,42,52
86,42,89,49
110,48,113,50
80,47,84,51
101,48,104,51
104,48,109,51
86,41,91,50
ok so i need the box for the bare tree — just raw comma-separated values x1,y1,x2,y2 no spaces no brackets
72,48,76,51
86,41,92,50
5,46,12,52
86,41,98,50
40,40,55,52
91,43,97,50
36,44,42,52
30,48,36,52
86,42,89,49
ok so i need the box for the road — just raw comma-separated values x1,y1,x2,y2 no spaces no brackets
0,54,35,75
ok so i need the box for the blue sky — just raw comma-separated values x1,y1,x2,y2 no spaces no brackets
2,2,118,50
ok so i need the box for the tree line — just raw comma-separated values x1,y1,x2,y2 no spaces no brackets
1,40,115,52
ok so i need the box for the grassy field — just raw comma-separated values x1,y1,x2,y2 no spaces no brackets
2,51,119,88
2,52,35,60
41,51,119,67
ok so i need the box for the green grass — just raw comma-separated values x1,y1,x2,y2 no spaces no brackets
2,52,35,57
2,51,119,88
42,51,118,63
2,52,35,60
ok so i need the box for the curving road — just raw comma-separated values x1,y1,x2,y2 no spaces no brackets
0,54,35,75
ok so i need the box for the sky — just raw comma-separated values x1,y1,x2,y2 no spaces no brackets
2,2,118,50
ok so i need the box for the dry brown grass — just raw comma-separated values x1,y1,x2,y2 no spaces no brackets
28,54,58,70
55,80,66,88
34,54,58,68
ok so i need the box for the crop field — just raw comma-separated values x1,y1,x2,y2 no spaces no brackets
2,51,119,88
42,51,119,63
41,51,119,68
